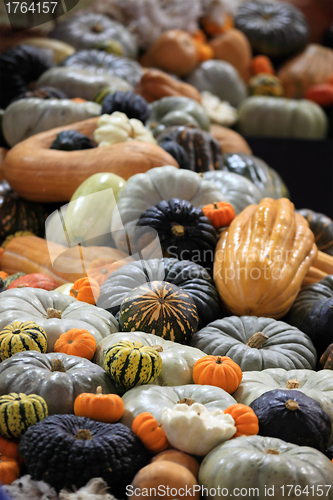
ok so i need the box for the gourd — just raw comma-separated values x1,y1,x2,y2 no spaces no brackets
0,351,122,415
0,455,20,485
202,201,235,229
10,86,68,103
94,112,156,147
224,404,259,438
237,96,328,139
50,130,94,151
297,209,333,256
150,450,200,477
158,140,191,170
248,74,284,97
69,277,100,305
74,386,124,423
3,117,178,202
210,124,253,155
321,345,333,370
191,316,317,371
14,37,75,64
193,356,242,394
200,91,238,127
132,412,168,453
209,29,252,82
87,258,127,286
101,91,150,122
213,198,318,318
0,321,47,360
0,436,20,459
0,392,48,438
54,329,97,360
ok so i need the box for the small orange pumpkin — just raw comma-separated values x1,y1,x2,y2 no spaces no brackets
201,13,234,36
54,328,97,360
224,404,259,438
305,83,333,107
251,55,275,76
87,257,124,286
0,455,20,485
191,30,214,62
0,436,19,460
74,386,124,423
69,276,100,305
132,412,169,454
193,355,242,394
202,201,235,229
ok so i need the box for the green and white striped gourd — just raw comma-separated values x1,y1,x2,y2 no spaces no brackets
0,321,47,361
0,392,48,438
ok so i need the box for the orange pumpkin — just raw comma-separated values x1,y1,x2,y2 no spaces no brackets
74,386,124,423
70,277,100,305
202,201,235,229
224,404,259,438
191,30,214,62
201,13,234,36
0,455,20,485
150,450,200,478
0,270,8,280
71,98,87,103
305,83,333,107
0,436,19,460
209,29,252,82
193,355,242,394
87,257,125,286
54,328,97,360
132,412,169,454
251,55,275,76
7,273,59,291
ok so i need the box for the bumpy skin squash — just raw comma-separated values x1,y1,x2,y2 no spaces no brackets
213,198,317,319
3,117,178,202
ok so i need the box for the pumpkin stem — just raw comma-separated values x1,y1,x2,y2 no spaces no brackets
178,397,195,406
96,386,103,395
285,399,299,411
17,284,27,288
47,308,62,319
153,345,163,353
215,356,223,364
247,332,269,349
171,224,185,237
286,378,300,389
75,429,92,440
213,202,219,209
51,359,66,373
92,23,104,33
70,288,78,298
265,449,280,455
12,329,21,335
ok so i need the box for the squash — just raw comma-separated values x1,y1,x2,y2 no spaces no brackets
0,320,47,361
94,331,206,388
158,140,191,170
191,316,317,371
320,345,333,370
234,1,309,59
87,258,127,287
0,455,20,485
202,201,235,229
132,412,168,453
200,91,238,127
69,277,100,305
297,209,333,256
251,55,275,76
150,450,200,478
54,328,97,360
18,414,151,496
101,91,150,121
94,112,156,147
186,59,247,107
0,351,122,415
2,273,25,290
3,117,178,202
237,96,328,139
49,13,138,59
10,86,68,103
134,69,202,104
210,124,252,155
0,392,48,438
193,356,242,393
15,38,75,64
248,74,284,97
224,404,259,438
119,281,199,344
6,273,58,291
277,44,333,98
213,199,317,319
0,287,119,352
74,386,124,423
305,83,333,107
285,0,333,44
209,29,252,82
50,130,94,151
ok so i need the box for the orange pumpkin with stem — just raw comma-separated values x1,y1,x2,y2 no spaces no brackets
224,404,259,438
0,454,20,485
54,328,97,360
132,412,169,454
87,257,125,286
74,386,124,423
202,201,235,229
70,276,100,305
193,355,242,394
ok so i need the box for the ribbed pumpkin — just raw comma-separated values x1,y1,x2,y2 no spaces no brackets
132,412,169,453
119,281,199,344
2,272,25,289
224,404,259,438
70,277,100,305
0,392,48,438
193,356,243,394
202,201,235,229
297,209,333,256
0,455,20,485
101,90,150,122
104,340,162,391
6,273,59,291
54,328,97,360
0,321,47,361
74,386,124,423
248,74,284,97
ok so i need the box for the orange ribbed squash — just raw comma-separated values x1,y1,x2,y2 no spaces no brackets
224,404,259,438
213,198,318,319
193,355,242,394
132,412,169,454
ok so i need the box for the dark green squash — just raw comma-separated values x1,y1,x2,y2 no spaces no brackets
101,90,150,122
320,344,333,370
234,1,309,59
10,86,68,104
50,130,95,151
119,281,199,344
250,389,331,453
18,414,151,496
297,209,333,256
158,139,191,170
0,45,54,109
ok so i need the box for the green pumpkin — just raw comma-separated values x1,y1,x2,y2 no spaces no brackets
0,392,48,438
297,209,333,256
0,320,47,361
119,281,199,344
103,340,162,391
248,74,284,97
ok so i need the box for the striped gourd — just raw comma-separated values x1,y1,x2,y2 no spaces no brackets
3,273,25,289
0,321,47,361
0,393,48,438
103,340,162,391
93,87,115,105
119,281,199,344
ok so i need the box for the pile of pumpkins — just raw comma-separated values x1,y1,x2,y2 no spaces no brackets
0,0,333,498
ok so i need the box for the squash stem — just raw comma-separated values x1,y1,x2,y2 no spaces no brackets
75,429,92,440
96,386,103,395
286,378,299,389
285,399,299,411
171,224,185,237
247,332,269,349
46,308,62,319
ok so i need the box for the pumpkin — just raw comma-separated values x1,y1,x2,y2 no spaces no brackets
0,436,19,460
214,199,317,319
248,74,284,97
250,389,331,453
277,44,333,98
87,257,126,286
119,281,199,344
3,117,178,202
305,83,333,107
69,277,100,305
237,96,328,139
251,55,275,76
0,455,20,485
104,340,163,391
193,356,242,393
0,392,48,438
134,69,201,105
54,328,97,360
210,124,252,155
136,200,218,270
0,321,47,361
200,91,238,127
10,86,68,104
50,130,95,151
6,273,59,291
202,201,235,229
191,316,317,371
209,29,252,82
0,287,119,352
320,345,333,370
158,140,191,170
150,450,200,478
224,404,259,438
14,37,75,64
18,414,151,496
132,412,168,453
198,435,333,496
140,30,198,77
234,1,309,59
297,209,333,256
49,13,138,59
2,273,25,290
186,59,247,107
62,50,143,87
94,331,206,388
0,45,53,109
101,91,150,122
74,386,124,423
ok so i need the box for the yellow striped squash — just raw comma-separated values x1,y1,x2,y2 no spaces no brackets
0,321,47,361
119,281,199,344
103,340,162,391
0,392,48,438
